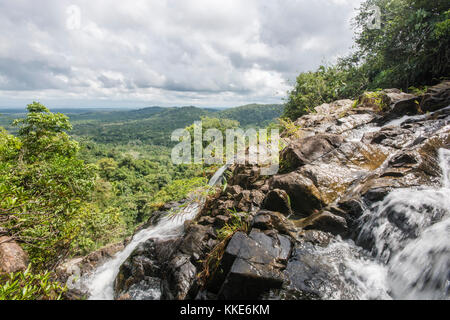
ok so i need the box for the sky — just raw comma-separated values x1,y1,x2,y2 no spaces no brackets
0,0,363,109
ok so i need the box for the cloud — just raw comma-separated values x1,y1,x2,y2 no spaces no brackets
0,0,362,108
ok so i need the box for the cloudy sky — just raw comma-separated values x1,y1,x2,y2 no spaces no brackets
0,0,363,109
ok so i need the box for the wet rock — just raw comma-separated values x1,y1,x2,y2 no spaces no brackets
270,171,324,215
391,97,420,115
251,210,297,237
217,230,291,299
283,241,359,300
114,238,171,297
263,189,292,215
295,211,348,237
0,236,29,274
420,81,450,112
281,134,344,170
299,230,332,247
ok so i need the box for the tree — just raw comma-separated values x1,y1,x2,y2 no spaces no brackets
353,0,449,89
0,102,124,270
283,0,449,120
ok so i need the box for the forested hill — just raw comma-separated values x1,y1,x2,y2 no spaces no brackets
67,103,283,145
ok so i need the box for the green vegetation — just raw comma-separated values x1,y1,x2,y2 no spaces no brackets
283,0,449,119
0,103,124,269
198,210,249,287
0,266,66,300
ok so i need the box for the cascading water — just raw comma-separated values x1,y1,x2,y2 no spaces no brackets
283,148,449,300
77,146,449,300
78,165,229,300
354,148,450,299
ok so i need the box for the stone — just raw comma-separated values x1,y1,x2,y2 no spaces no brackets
420,81,450,112
280,134,344,170
295,211,348,237
251,210,297,237
263,189,292,215
0,236,29,274
217,230,291,299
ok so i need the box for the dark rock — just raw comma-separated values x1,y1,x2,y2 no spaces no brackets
251,210,297,237
263,189,292,215
391,96,420,115
280,134,344,170
295,211,348,237
217,230,291,299
420,81,450,112
300,230,332,247
213,215,230,229
270,171,324,215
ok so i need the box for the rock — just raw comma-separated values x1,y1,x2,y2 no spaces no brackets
251,210,297,237
263,189,292,215
280,134,344,170
217,230,291,299
295,211,348,237
420,81,450,112
300,230,332,247
391,97,420,115
0,236,29,274
270,171,324,215
213,215,230,229
225,185,242,195
114,238,169,297
283,241,360,300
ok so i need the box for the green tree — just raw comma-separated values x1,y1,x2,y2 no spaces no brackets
353,0,449,89
0,102,124,269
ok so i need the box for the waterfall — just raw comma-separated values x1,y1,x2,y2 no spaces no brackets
292,148,449,300
80,164,229,300
355,148,450,299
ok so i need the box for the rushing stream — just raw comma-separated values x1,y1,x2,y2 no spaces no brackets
355,148,449,299
79,165,228,300
79,131,449,300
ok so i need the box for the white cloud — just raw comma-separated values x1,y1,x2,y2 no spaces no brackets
0,0,362,108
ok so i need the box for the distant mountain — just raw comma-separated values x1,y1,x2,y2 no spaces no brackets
3,103,284,146
217,103,283,127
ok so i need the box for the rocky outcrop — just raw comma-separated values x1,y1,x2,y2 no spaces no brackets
0,236,29,274
109,82,449,300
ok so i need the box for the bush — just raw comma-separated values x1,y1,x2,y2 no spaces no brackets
0,266,66,300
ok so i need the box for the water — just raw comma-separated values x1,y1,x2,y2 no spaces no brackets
81,164,229,300
354,148,450,299
80,140,449,300
293,148,449,300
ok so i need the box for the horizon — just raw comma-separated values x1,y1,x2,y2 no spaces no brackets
0,102,283,112
0,1,362,108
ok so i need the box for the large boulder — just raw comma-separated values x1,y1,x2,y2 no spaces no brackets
420,81,450,112
0,236,29,274
280,134,344,170
217,230,291,299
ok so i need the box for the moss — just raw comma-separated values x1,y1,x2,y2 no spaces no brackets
354,91,391,113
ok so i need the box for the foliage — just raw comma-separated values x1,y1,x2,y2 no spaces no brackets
198,210,248,287
0,103,124,269
283,65,366,119
145,177,209,212
68,104,282,146
0,266,66,300
283,0,449,120
352,0,449,89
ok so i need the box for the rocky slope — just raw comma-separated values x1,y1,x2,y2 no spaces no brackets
62,81,450,300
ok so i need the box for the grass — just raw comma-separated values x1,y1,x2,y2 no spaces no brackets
197,209,249,287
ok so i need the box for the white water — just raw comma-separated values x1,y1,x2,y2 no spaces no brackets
353,148,450,299
80,165,229,300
